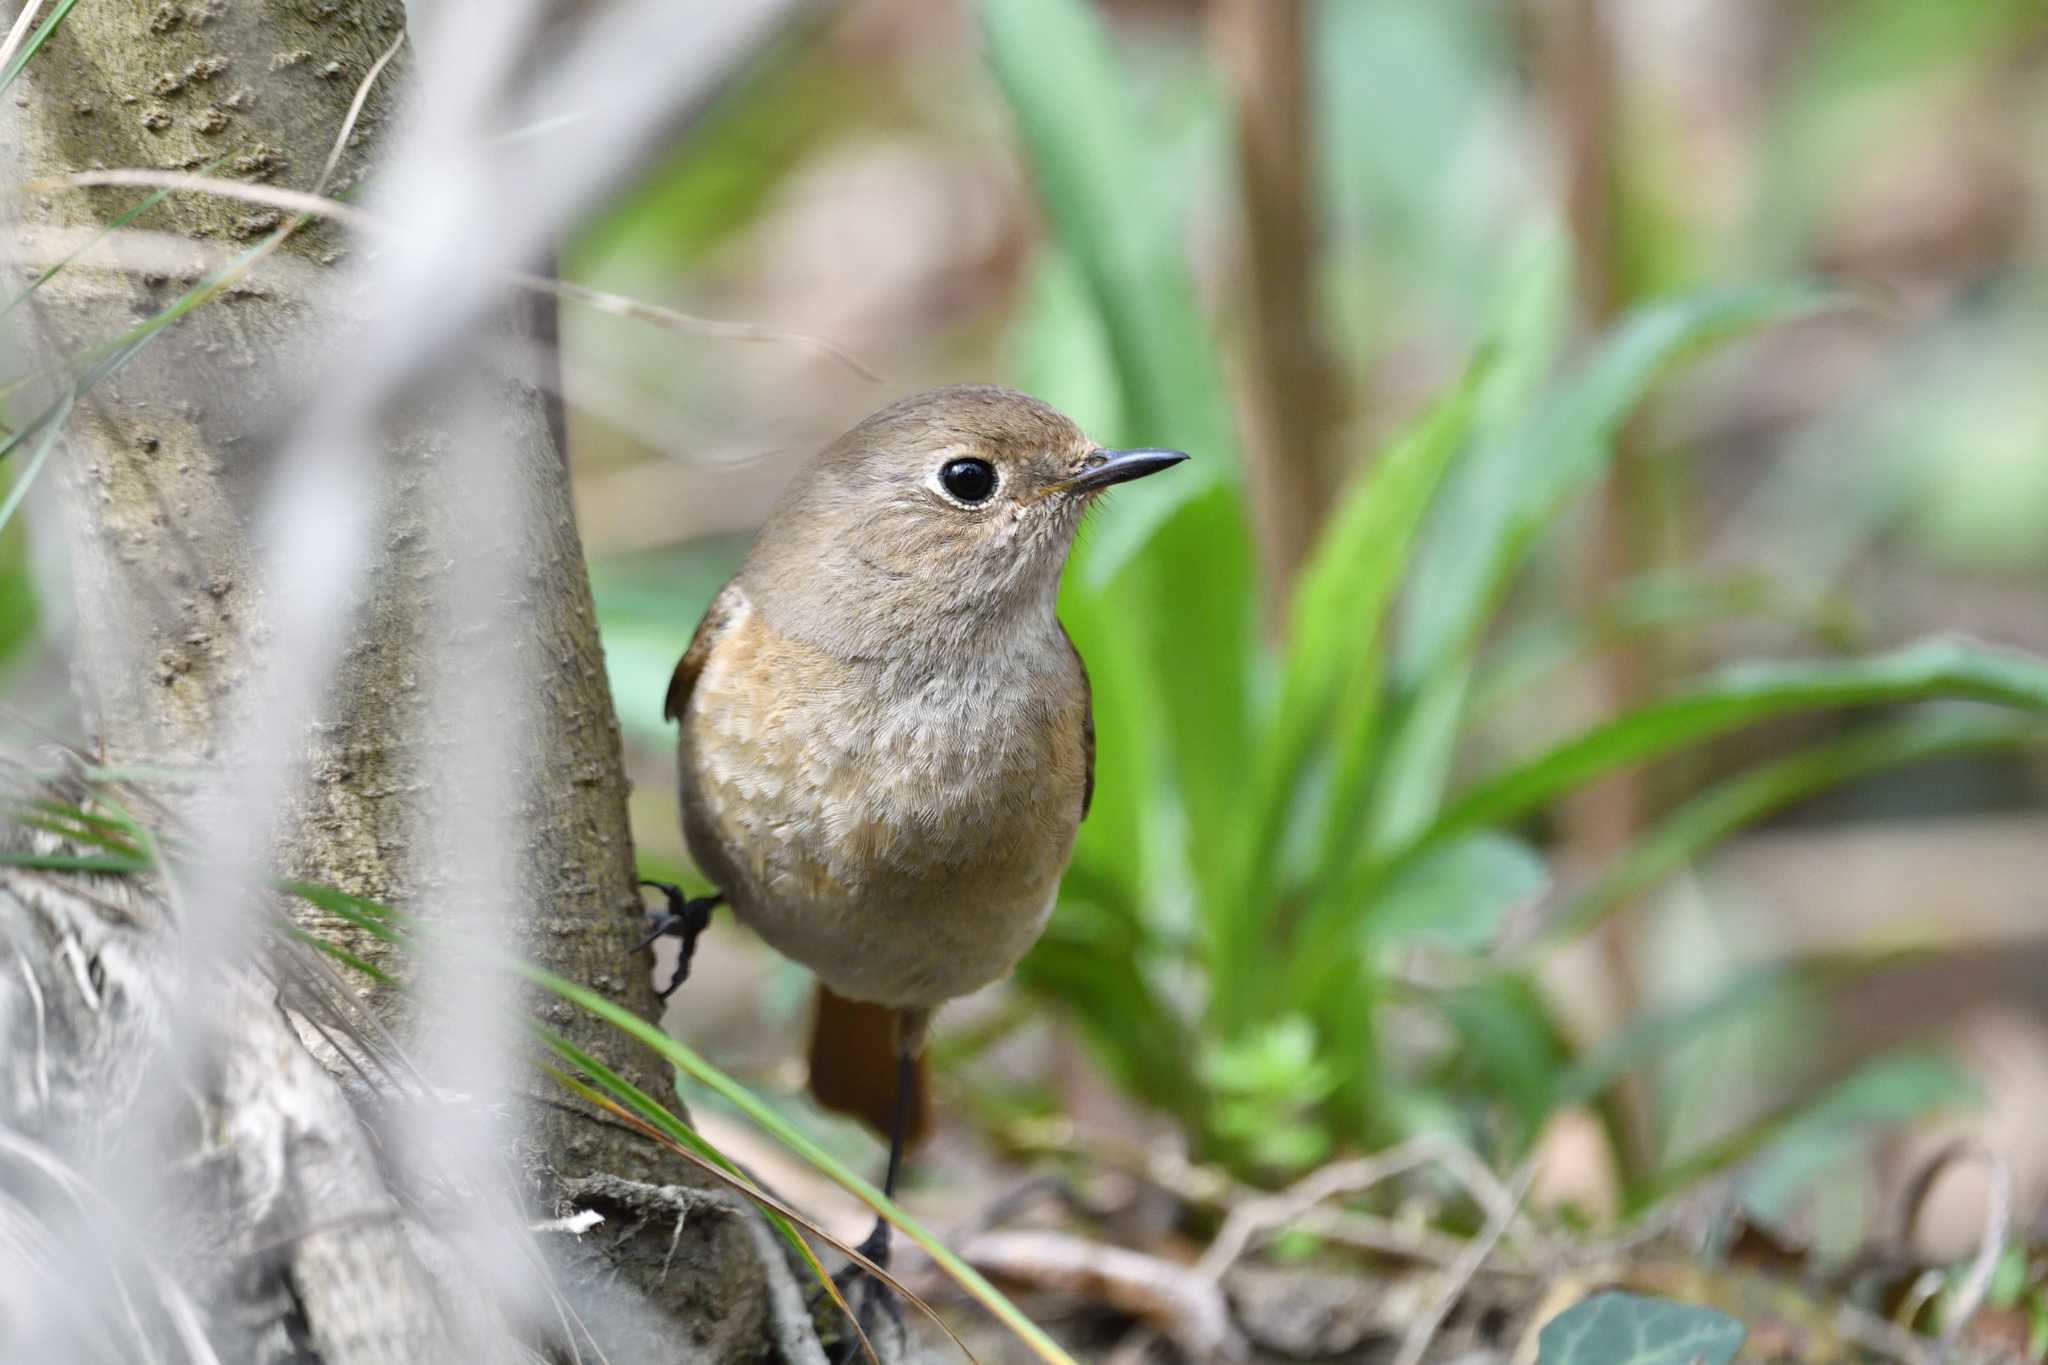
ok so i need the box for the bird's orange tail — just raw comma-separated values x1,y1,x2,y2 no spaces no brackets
806,982,930,1147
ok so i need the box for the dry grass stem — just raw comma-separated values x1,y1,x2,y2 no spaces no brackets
11,170,884,382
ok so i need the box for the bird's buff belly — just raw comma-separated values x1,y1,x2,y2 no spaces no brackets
678,678,1080,1009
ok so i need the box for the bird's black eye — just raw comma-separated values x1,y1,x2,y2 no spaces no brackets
940,457,997,504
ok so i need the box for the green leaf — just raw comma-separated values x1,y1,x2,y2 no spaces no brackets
1287,359,1488,862
1470,570,1838,721
1396,283,1842,690
1365,831,1547,950
1536,1292,1746,1365
1211,358,1489,1029
1435,971,1570,1145
1552,951,1915,1109
1420,638,2048,855
1544,711,2048,945
1657,1049,1980,1204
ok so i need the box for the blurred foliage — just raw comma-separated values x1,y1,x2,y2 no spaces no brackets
970,0,2046,1196
562,0,2048,1219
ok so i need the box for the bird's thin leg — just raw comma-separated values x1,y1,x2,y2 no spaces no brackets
827,1047,917,1359
849,1047,916,1268
633,881,722,998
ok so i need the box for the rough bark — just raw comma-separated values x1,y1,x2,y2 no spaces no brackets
2,3,771,1359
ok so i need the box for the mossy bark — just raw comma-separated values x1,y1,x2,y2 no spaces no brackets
3,3,769,1358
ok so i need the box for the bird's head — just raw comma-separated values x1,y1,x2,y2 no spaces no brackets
743,385,1187,655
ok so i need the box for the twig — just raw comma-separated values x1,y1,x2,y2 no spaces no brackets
1020,1123,1545,1275
512,273,884,382
958,1228,1246,1364
314,30,407,195
1197,1136,1460,1280
1937,1142,2014,1354
9,171,886,382
1390,1162,1533,1365
14,949,48,1111
1839,1301,1938,1365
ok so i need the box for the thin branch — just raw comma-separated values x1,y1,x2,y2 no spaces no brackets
315,29,408,196
1196,1136,1460,1280
10,170,886,382
1389,1162,1532,1365
509,272,884,382
1937,1142,2014,1353
956,1229,1245,1364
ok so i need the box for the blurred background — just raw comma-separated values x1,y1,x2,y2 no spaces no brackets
13,0,2048,1352
558,0,2048,1288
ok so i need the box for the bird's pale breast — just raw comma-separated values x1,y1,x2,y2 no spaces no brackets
678,591,1088,1009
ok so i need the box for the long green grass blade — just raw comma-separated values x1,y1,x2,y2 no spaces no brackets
1417,638,2048,852
1209,359,1489,1031
1540,711,2048,946
523,963,1081,1365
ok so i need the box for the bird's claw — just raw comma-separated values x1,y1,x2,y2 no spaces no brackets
634,880,722,999
818,1223,904,1363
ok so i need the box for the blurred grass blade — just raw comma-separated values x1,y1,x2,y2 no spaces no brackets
1470,571,1837,720
1395,283,1844,690
1418,637,2048,853
0,387,70,530
1245,359,1488,885
0,0,77,94
1297,359,1490,873
1364,831,1547,950
1371,284,1842,859
1551,949,1924,1109
523,964,1082,1365
976,0,1234,578
2,155,232,324
1540,711,2048,946
979,0,1256,935
1647,1049,1979,1205
0,848,150,873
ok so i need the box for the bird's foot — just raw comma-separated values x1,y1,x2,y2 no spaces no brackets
819,1219,905,1363
633,881,723,999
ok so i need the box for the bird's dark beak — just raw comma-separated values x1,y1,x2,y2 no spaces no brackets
1069,447,1190,493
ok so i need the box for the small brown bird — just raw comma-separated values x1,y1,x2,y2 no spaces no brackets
641,384,1186,1276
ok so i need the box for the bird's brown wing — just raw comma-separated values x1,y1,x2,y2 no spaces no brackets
1060,622,1094,821
663,579,745,724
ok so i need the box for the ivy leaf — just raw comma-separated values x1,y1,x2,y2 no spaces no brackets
1537,1292,1746,1365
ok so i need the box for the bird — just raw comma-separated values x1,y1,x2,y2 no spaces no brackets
640,383,1187,1311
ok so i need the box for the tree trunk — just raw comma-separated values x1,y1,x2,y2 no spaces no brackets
2,3,775,1360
